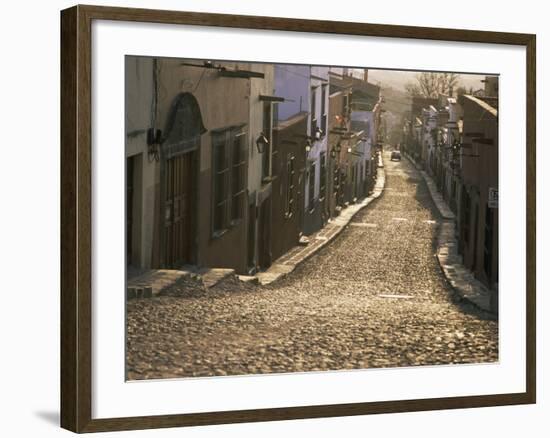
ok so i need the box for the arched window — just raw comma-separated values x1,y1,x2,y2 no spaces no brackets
163,93,206,158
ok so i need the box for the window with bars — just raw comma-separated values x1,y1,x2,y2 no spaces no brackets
321,84,328,135
310,86,317,135
271,111,279,179
308,162,316,212
213,132,229,234
343,94,349,116
262,102,272,181
212,128,247,236
319,153,327,202
462,189,471,245
285,154,295,217
333,165,340,200
483,206,494,279
231,132,246,222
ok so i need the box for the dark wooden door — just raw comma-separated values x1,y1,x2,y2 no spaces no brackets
472,203,479,271
258,199,271,269
247,203,256,272
126,156,134,265
164,151,195,267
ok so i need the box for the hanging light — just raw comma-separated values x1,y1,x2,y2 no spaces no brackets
314,126,324,140
256,132,269,153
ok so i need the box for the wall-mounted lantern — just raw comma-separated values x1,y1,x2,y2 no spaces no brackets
314,126,324,140
256,132,269,153
305,138,313,153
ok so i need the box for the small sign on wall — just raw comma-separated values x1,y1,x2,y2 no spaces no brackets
488,187,498,208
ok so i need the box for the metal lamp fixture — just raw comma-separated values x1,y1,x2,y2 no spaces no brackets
305,138,312,153
314,126,324,140
256,132,269,153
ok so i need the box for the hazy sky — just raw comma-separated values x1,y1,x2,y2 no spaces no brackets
367,69,490,92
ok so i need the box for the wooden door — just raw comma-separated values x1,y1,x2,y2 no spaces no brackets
164,151,195,267
247,202,256,272
472,203,479,271
126,156,134,265
258,199,272,269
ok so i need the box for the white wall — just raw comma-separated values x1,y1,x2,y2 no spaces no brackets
0,0,546,437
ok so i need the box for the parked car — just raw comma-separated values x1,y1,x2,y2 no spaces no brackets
390,150,401,161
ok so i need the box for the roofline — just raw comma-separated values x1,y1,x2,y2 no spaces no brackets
462,94,498,117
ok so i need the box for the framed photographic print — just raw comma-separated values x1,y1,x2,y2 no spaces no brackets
60,4,536,433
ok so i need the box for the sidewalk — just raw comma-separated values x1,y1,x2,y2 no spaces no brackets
404,153,495,314
256,155,386,285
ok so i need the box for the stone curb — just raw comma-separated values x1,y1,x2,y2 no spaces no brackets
256,159,386,285
404,153,495,314
403,153,454,220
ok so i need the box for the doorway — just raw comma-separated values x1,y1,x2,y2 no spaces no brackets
258,198,272,270
247,202,256,273
163,151,195,267
126,156,134,265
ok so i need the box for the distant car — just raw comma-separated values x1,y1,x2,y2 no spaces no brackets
390,150,401,161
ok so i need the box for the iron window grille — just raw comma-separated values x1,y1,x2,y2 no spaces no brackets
310,86,318,138
262,102,272,181
321,84,328,135
308,162,316,212
212,127,247,236
319,153,327,202
285,154,295,218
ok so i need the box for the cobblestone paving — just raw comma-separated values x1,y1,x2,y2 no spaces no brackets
127,152,498,380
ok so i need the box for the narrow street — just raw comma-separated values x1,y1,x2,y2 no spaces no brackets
127,151,498,380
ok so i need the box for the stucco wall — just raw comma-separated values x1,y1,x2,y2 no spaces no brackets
125,56,160,269
154,58,252,272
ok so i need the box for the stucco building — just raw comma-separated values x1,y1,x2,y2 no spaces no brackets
125,57,272,274
269,64,309,261
458,92,499,295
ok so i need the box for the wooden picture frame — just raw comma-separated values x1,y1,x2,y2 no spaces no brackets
61,4,536,433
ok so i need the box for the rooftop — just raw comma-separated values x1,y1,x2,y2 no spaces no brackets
461,94,498,117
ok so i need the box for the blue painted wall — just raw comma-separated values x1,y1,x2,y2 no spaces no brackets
274,65,310,123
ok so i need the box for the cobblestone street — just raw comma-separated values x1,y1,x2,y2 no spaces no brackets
127,151,498,380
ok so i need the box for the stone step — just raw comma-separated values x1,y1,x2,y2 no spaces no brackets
237,275,260,285
127,268,194,298
127,267,239,299
199,268,236,288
